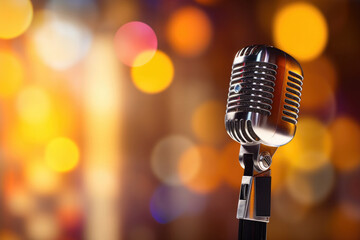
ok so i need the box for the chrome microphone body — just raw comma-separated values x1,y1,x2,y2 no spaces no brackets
224,45,304,237
225,45,304,171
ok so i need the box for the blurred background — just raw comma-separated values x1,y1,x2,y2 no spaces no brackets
0,0,359,239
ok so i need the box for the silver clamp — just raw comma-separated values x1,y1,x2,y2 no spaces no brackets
237,145,275,223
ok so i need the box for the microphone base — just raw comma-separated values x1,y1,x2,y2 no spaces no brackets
238,219,267,240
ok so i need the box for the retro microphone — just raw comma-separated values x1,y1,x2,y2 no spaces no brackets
225,45,304,240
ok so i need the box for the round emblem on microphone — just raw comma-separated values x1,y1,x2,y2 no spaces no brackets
234,83,241,93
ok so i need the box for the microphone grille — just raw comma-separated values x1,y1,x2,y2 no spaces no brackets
226,61,278,116
282,70,303,125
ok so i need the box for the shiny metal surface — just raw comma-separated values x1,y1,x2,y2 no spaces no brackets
225,45,304,148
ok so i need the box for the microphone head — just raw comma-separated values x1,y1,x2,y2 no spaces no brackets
225,45,303,148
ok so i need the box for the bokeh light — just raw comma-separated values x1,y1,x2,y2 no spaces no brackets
301,56,337,111
151,135,197,185
0,0,33,39
131,50,174,94
166,6,212,57
57,189,83,230
329,116,360,172
150,185,206,224
45,137,80,172
276,117,332,171
30,11,92,70
6,188,34,217
179,145,221,193
25,213,60,240
0,51,24,98
273,2,328,61
330,207,360,240
191,100,227,145
0,231,20,240
16,86,51,124
286,161,334,205
114,21,157,67
25,161,62,195
219,142,243,188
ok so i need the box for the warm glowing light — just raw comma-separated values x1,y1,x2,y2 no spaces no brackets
0,51,24,98
25,213,60,240
191,100,227,145
151,135,197,185
219,142,243,188
30,11,92,70
276,117,332,171
131,50,174,94
330,208,360,240
180,145,221,193
166,6,212,57
286,161,334,205
16,86,51,124
25,162,61,194
301,56,337,110
83,35,122,240
329,116,360,171
0,231,20,240
57,189,83,229
6,188,34,216
45,137,80,172
0,0,33,39
273,2,328,61
114,21,157,66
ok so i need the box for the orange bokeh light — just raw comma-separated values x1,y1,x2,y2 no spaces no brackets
167,6,212,57
0,50,24,98
329,116,360,171
300,56,337,110
273,2,328,61
191,100,227,145
276,117,332,171
179,145,221,193
219,142,243,188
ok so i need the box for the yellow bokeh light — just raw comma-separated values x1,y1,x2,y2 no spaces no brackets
191,100,227,145
131,50,174,94
276,117,332,171
273,2,328,61
45,137,80,172
0,51,24,98
166,6,212,57
329,116,360,171
16,86,51,124
0,0,33,39
179,145,221,193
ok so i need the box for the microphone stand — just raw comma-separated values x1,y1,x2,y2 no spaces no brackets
237,153,271,240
